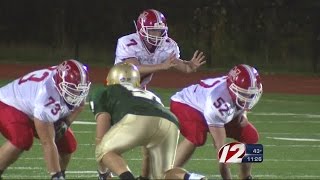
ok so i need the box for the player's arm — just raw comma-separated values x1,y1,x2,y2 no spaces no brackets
64,101,86,126
33,118,61,175
52,102,86,140
95,112,112,145
122,56,176,76
208,126,232,180
173,50,206,73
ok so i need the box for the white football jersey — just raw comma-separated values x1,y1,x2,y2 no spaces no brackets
171,76,244,127
115,33,180,87
0,67,72,123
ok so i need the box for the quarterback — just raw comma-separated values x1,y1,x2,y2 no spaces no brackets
90,63,205,180
114,9,206,88
170,64,263,179
0,60,91,180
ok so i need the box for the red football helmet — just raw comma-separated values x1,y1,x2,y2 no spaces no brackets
226,64,263,110
135,9,168,46
54,59,91,107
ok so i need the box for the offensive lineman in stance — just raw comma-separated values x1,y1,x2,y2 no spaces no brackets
90,63,205,180
0,59,91,180
171,64,263,179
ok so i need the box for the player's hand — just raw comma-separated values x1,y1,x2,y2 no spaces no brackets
54,120,69,140
161,52,178,70
189,50,206,71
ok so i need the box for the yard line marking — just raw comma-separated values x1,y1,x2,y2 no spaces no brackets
260,132,320,135
72,131,94,133
74,111,320,125
21,157,96,160
250,112,320,118
267,137,320,142
73,121,96,125
203,144,320,148
263,144,320,148
253,121,320,123
4,174,320,179
31,143,320,148
72,130,320,136
67,171,97,174
8,167,42,170
19,157,320,162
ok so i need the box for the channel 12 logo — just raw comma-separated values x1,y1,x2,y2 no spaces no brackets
218,142,263,163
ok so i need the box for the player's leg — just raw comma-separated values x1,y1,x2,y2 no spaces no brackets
170,101,208,167
225,114,259,144
174,138,196,167
225,114,259,179
237,120,258,179
164,167,206,180
239,163,253,179
96,114,157,179
101,151,132,179
0,102,34,178
55,128,77,178
238,121,258,179
0,141,24,172
139,146,150,179
146,118,179,179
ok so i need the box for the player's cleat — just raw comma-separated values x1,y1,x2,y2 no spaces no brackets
97,170,112,180
51,172,65,180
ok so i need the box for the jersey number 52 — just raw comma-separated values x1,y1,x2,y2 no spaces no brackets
213,97,230,116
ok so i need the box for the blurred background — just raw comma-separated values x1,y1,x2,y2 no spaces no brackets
0,0,320,74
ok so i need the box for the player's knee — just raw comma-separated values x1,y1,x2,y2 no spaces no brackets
241,123,259,144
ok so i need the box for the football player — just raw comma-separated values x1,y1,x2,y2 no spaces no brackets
0,60,91,180
90,63,205,180
114,9,206,89
114,9,206,178
170,64,263,179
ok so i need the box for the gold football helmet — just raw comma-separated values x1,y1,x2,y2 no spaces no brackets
106,63,141,87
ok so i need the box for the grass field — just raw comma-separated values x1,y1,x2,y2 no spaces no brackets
1,85,320,179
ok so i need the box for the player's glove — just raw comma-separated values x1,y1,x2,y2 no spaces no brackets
51,172,65,180
54,119,69,140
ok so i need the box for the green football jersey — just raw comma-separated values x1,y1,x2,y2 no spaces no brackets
89,84,179,127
